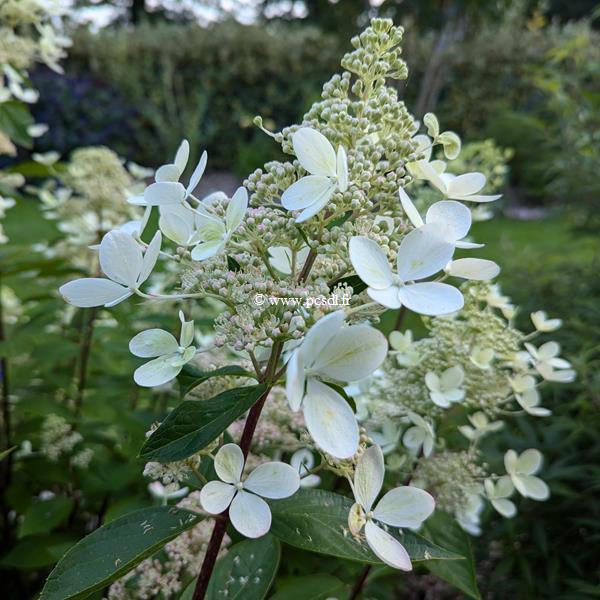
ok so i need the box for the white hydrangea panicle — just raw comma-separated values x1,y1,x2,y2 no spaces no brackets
200,444,300,538
504,449,550,501
290,448,321,487
425,365,465,408
348,229,464,315
348,445,435,571
129,311,197,387
281,127,348,223
285,311,387,459
484,477,516,518
59,229,161,307
531,310,562,332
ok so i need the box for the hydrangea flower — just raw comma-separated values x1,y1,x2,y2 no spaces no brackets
286,311,387,458
469,346,495,369
427,170,502,203
348,228,463,315
444,258,500,281
281,127,348,223
402,412,435,457
515,388,551,417
531,310,562,332
200,444,300,538
484,477,516,518
59,230,161,307
369,421,401,455
129,311,196,387
290,449,321,488
348,445,435,571
388,330,421,367
458,412,503,441
523,342,575,383
504,449,550,501
148,482,189,503
425,365,465,408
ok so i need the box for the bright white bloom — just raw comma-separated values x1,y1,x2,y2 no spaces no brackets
402,412,435,457
268,245,310,275
531,310,562,332
399,189,482,249
290,449,321,488
286,311,387,458
471,205,494,221
425,366,465,408
190,187,248,261
456,486,484,535
515,388,551,417
388,330,420,367
504,449,550,501
458,412,503,441
524,342,575,383
59,230,161,308
369,421,401,455
509,374,537,394
484,477,516,518
469,345,495,369
348,445,435,571
428,170,501,203
129,311,196,387
148,482,189,502
445,258,500,281
348,227,463,315
486,285,513,311
32,151,60,166
281,127,348,223
200,444,300,538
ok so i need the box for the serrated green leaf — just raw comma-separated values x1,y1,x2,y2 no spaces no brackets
18,496,74,538
140,384,267,462
177,363,255,399
421,511,481,599
39,506,203,600
269,489,461,564
271,574,346,599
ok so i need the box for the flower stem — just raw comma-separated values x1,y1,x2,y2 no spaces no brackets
73,306,98,420
349,565,372,600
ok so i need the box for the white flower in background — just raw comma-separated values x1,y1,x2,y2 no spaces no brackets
456,486,484,535
469,346,495,369
399,189,483,249
148,482,189,503
524,342,575,383
402,412,435,457
509,374,537,394
471,205,494,222
349,227,463,315
459,412,503,441
504,449,550,500
348,445,435,571
27,123,49,138
429,171,501,203
515,388,551,417
388,330,420,367
268,245,310,275
200,444,300,538
425,365,465,408
281,127,348,223
32,151,60,166
290,449,321,487
484,477,516,518
286,310,387,459
129,311,196,387
531,310,562,332
190,187,248,261
485,285,512,310
59,230,161,307
369,421,401,455
445,258,500,281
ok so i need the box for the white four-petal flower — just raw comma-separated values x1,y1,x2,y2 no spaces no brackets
348,445,435,571
290,448,321,488
530,310,562,332
484,476,516,518
281,127,348,223
285,310,387,459
200,444,300,538
425,365,465,408
523,341,575,383
348,227,464,315
458,412,503,441
129,311,196,387
515,388,551,417
504,449,550,501
59,230,161,307
402,411,435,457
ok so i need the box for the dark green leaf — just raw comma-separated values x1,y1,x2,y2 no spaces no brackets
18,496,74,538
331,274,367,294
0,101,34,147
271,574,346,599
0,533,77,569
39,506,203,600
421,511,481,599
269,489,461,564
140,384,267,462
227,255,242,271
177,363,255,399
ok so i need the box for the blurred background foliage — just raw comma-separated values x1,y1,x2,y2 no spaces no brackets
2,0,599,598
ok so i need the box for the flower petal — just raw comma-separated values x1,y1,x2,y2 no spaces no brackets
516,449,543,475
281,175,334,211
353,445,384,511
303,379,359,459
367,286,402,308
129,329,179,358
159,207,194,245
447,258,500,281
398,282,464,316
133,354,183,387
516,475,550,500
337,145,348,192
138,231,161,285
226,186,248,232
491,498,516,518
199,481,235,514
215,443,245,484
155,164,181,183
373,486,435,528
229,490,272,538
292,128,337,177
285,350,305,411
399,188,424,229
59,278,131,308
244,462,300,499
425,200,471,241
365,520,412,571
99,230,143,288
295,184,335,223
446,172,486,197
190,239,225,261
174,139,190,175
300,311,346,364
144,181,186,206
186,150,207,197
349,236,394,290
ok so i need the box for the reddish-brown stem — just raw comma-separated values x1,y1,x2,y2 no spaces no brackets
298,249,317,284
350,565,372,600
394,306,407,331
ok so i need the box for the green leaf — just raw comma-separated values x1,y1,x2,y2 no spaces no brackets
0,101,34,148
269,489,461,564
140,384,267,462
330,274,367,294
18,496,75,538
39,506,203,600
0,445,16,461
271,574,346,600
0,533,77,569
421,511,481,599
177,363,255,399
